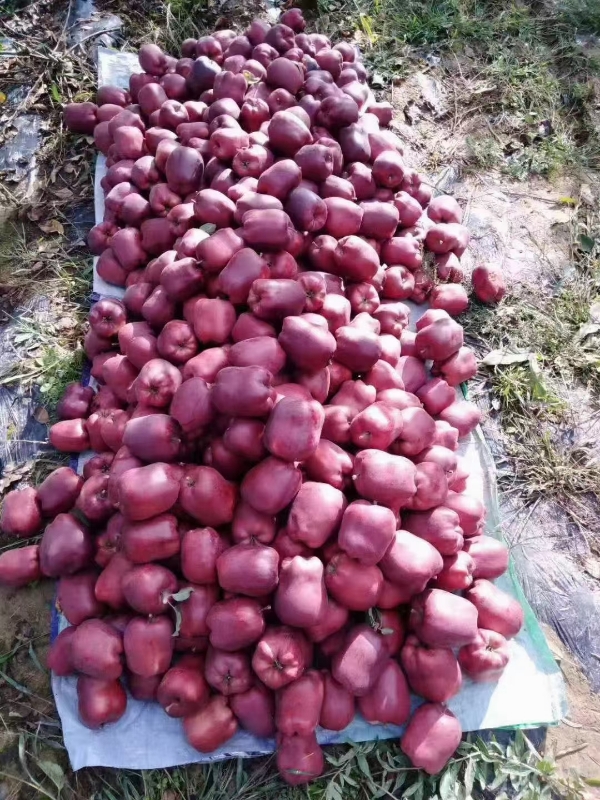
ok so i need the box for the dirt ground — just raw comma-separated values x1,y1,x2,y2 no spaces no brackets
544,626,600,785
0,0,600,795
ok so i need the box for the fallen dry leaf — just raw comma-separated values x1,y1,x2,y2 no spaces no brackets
38,219,64,235
33,406,50,424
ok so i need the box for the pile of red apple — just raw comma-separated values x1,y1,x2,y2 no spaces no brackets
0,8,514,782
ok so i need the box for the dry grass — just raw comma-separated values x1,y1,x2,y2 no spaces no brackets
464,205,600,516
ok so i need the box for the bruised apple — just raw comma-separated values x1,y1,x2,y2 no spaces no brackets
70,619,123,680
434,550,475,591
181,527,229,584
379,530,443,602
403,506,464,556
178,583,219,644
37,467,83,517
122,513,180,563
47,627,77,676
212,365,275,417
305,596,349,643
40,514,94,577
57,384,94,419
463,535,509,579
94,553,132,610
128,673,162,702
303,440,353,490
116,462,180,520
325,552,382,611
232,501,275,543
124,615,174,676
121,563,178,615
57,571,104,625
0,545,41,588
472,264,506,304
264,397,324,462
241,457,302,515
352,449,416,512
337,500,396,565
179,465,237,527
286,482,346,548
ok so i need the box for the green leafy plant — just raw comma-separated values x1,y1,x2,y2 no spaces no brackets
319,732,588,800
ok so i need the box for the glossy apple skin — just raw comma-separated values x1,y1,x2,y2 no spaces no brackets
40,514,94,577
157,665,210,717
0,487,42,538
77,676,127,729
124,615,175,677
400,634,462,702
230,683,275,737
217,542,279,597
252,626,310,690
458,628,510,682
183,695,238,752
401,703,462,775
57,571,105,625
0,546,42,588
70,619,124,680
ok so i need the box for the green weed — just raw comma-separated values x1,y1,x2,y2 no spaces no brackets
504,135,579,181
465,203,600,503
74,732,591,800
0,314,85,414
465,135,504,170
36,348,86,409
0,224,92,306
347,0,600,177
559,0,600,33
487,363,566,417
